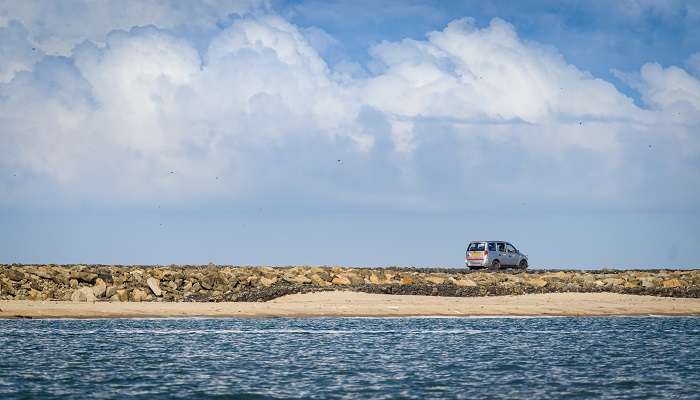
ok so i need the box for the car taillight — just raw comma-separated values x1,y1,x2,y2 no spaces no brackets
484,250,489,256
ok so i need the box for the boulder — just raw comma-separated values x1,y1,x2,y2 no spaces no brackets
51,272,70,286
199,275,215,290
70,271,98,284
92,278,107,298
115,288,129,302
6,270,25,282
259,277,278,287
602,278,624,286
624,280,639,289
283,275,312,285
147,277,162,297
426,276,446,285
309,274,331,286
662,279,683,289
32,267,53,280
344,273,365,286
130,288,149,302
27,288,42,300
105,286,117,298
453,278,478,287
527,278,548,288
640,278,657,289
71,287,97,302
331,275,351,285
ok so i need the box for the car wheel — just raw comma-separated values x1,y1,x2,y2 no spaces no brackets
490,260,501,271
519,260,528,270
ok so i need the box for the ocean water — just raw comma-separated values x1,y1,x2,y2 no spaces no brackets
0,317,698,399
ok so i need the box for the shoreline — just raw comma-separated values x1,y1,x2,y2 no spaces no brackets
2,292,699,319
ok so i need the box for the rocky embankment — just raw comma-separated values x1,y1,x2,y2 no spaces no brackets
0,265,698,302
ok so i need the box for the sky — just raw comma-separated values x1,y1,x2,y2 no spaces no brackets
1,0,699,268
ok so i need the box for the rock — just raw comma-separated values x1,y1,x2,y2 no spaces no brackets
400,276,414,285
547,271,569,280
69,279,78,288
71,287,97,302
331,275,351,285
602,278,624,286
200,275,215,290
344,273,365,286
32,268,53,280
308,274,331,286
662,279,683,289
115,289,128,302
109,294,121,302
528,278,548,288
70,271,98,284
624,281,639,289
130,288,149,302
105,286,117,298
259,277,278,287
426,276,446,285
6,270,25,282
51,272,69,286
640,278,657,289
93,278,107,298
192,282,202,292
27,288,42,300
453,278,478,287
147,277,162,297
283,275,312,285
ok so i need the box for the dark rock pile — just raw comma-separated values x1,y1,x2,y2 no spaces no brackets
0,264,698,302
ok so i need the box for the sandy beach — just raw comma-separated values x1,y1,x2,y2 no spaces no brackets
1,291,699,318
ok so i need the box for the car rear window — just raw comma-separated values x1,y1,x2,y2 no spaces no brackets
467,242,485,251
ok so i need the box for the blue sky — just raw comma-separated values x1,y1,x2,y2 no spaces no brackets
1,0,699,268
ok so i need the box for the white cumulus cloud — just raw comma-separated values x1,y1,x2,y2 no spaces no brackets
0,11,698,211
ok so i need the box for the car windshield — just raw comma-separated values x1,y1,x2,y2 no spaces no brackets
467,242,485,251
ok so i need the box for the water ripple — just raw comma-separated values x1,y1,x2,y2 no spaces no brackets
0,317,698,399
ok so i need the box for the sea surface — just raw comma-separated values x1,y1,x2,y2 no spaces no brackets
0,317,698,399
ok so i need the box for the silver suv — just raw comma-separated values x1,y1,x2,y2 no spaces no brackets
465,241,528,270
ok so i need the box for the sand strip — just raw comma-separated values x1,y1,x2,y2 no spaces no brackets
1,292,699,319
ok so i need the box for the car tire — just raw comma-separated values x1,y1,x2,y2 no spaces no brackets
519,260,528,270
490,260,501,271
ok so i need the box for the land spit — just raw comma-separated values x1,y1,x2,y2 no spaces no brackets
3,292,700,318
0,264,698,303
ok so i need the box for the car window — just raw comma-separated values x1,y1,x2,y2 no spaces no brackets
487,243,496,251
497,243,505,252
506,244,515,253
467,242,485,251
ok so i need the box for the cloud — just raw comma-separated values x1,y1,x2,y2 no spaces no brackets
0,0,268,54
0,11,698,211
0,20,44,81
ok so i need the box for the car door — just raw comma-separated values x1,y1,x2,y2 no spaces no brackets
505,243,517,266
496,242,507,264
